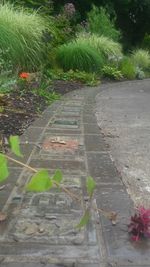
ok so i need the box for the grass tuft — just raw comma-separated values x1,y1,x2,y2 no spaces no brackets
56,41,103,73
0,3,48,70
132,49,150,70
76,33,122,63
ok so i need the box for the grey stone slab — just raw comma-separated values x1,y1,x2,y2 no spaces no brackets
84,123,101,135
87,153,119,178
85,135,107,152
45,128,82,135
31,116,52,127
0,264,62,267
8,144,35,167
83,115,97,124
20,126,44,143
0,168,22,210
51,119,79,129
62,106,82,112
29,159,85,172
0,243,100,261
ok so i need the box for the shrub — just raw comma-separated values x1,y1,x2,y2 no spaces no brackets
76,33,122,64
8,0,53,15
87,5,121,41
56,41,103,72
142,34,150,52
132,49,150,70
102,65,123,80
0,3,48,70
119,57,136,79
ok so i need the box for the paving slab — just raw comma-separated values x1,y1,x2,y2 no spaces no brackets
0,83,149,266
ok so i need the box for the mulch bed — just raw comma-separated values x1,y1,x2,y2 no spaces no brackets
0,80,84,139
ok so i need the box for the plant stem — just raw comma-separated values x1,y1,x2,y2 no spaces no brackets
53,181,81,203
5,155,38,173
5,155,81,202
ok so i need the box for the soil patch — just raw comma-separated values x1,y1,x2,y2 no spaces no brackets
0,80,84,140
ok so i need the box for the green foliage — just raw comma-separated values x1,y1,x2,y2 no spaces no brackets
119,57,136,80
0,154,9,182
9,136,23,157
56,41,103,72
76,209,90,229
33,84,60,104
86,176,96,198
132,49,150,71
52,169,63,184
0,3,48,70
47,69,100,86
76,33,122,64
102,65,123,80
135,67,145,80
0,75,16,94
8,0,53,15
87,5,120,41
142,34,150,52
26,169,53,192
52,13,75,46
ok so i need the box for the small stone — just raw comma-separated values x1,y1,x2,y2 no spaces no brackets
38,228,45,233
45,214,57,220
24,224,38,235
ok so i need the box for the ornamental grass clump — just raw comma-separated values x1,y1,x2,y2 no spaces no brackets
76,33,123,64
56,41,103,72
0,3,48,70
132,49,150,70
119,57,136,80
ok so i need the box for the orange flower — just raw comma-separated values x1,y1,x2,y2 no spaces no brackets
19,72,29,79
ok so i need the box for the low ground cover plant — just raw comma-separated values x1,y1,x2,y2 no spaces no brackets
46,69,100,86
102,65,123,80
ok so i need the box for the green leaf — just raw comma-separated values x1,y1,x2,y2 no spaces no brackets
0,154,9,182
86,176,96,198
52,169,63,184
9,136,23,157
76,209,91,229
26,169,53,192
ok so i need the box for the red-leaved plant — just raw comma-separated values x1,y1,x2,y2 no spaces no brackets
128,207,150,241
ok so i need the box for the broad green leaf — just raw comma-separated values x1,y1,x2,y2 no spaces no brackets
76,209,91,229
9,136,23,157
26,169,53,192
0,154,9,182
86,176,96,198
52,169,63,184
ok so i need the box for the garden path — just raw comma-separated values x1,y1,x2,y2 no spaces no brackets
0,82,149,267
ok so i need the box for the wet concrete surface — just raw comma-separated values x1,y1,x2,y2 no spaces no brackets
96,79,150,207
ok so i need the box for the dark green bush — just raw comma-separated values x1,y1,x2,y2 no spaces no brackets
56,41,103,72
142,34,150,52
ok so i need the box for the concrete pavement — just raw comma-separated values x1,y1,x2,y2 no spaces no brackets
96,79,150,207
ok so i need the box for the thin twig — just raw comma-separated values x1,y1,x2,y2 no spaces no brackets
5,155,37,173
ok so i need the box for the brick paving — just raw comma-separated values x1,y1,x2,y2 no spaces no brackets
0,85,149,267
